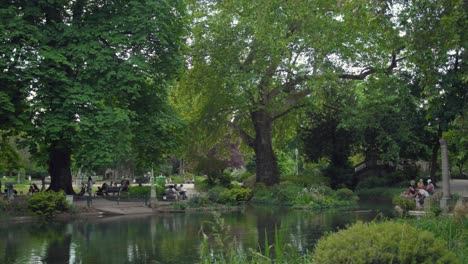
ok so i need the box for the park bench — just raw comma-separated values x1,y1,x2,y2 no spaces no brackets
162,191,178,201
105,186,121,196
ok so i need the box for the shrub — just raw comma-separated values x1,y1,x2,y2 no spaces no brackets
0,197,30,216
128,185,164,198
187,195,211,208
277,181,302,204
207,186,226,203
312,221,459,264
393,196,416,211
334,188,358,201
219,187,252,205
219,172,233,188
28,191,69,219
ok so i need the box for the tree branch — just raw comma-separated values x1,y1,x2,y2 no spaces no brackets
272,103,306,121
236,126,255,149
340,51,403,80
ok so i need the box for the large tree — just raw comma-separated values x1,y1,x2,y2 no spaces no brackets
177,0,402,185
0,0,186,193
397,0,466,179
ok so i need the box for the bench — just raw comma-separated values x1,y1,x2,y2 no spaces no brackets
105,186,121,195
162,190,179,201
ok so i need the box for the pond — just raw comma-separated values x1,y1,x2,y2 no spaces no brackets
0,200,395,264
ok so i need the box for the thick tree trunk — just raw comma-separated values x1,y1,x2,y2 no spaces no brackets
252,110,280,186
48,140,75,194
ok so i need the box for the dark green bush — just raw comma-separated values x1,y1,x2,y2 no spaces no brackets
334,188,358,201
207,186,226,203
129,185,164,198
277,181,302,204
219,186,252,205
313,221,459,264
187,195,211,208
0,197,30,216
393,196,416,211
28,191,69,219
219,172,233,188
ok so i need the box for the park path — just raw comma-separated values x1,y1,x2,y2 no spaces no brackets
72,183,198,215
438,179,468,197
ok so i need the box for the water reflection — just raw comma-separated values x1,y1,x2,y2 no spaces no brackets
0,201,393,264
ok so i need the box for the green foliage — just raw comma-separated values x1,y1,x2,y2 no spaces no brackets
128,186,151,196
187,195,211,208
28,191,69,219
277,151,297,177
355,187,404,201
313,221,459,264
128,185,164,199
251,182,357,209
207,186,227,203
195,178,211,192
178,0,401,185
404,216,468,263
219,186,252,205
334,188,358,201
393,196,416,211
0,0,187,192
0,197,30,216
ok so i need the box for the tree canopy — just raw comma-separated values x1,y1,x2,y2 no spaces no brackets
176,0,404,185
0,0,186,193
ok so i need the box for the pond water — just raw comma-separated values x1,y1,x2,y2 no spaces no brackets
0,200,394,264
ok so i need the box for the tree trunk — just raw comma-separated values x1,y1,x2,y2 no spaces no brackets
48,140,75,194
252,110,280,185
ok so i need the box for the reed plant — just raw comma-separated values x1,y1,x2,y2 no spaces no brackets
199,212,314,263
404,216,468,263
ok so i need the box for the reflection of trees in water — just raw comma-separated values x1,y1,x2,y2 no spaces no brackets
3,231,19,263
0,205,388,263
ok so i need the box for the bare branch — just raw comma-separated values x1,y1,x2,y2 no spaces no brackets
340,51,404,80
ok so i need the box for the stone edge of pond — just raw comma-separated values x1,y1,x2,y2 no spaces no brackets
0,204,245,223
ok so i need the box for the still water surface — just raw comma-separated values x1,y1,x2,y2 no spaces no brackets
0,201,394,264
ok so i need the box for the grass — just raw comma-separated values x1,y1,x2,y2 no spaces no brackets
403,216,468,263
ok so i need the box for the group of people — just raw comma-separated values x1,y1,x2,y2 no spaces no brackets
28,183,41,195
93,179,131,196
164,184,187,200
405,178,435,209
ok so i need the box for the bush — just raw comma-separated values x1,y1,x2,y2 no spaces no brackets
207,186,226,203
313,221,459,264
0,197,30,216
334,188,359,201
28,191,69,219
219,187,252,205
187,194,211,208
393,196,416,211
277,181,302,204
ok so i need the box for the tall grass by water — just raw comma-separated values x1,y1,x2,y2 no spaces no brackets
199,212,466,264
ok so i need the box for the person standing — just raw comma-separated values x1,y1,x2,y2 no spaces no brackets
87,176,93,207
426,179,435,195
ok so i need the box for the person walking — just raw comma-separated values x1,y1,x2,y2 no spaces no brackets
87,176,93,207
